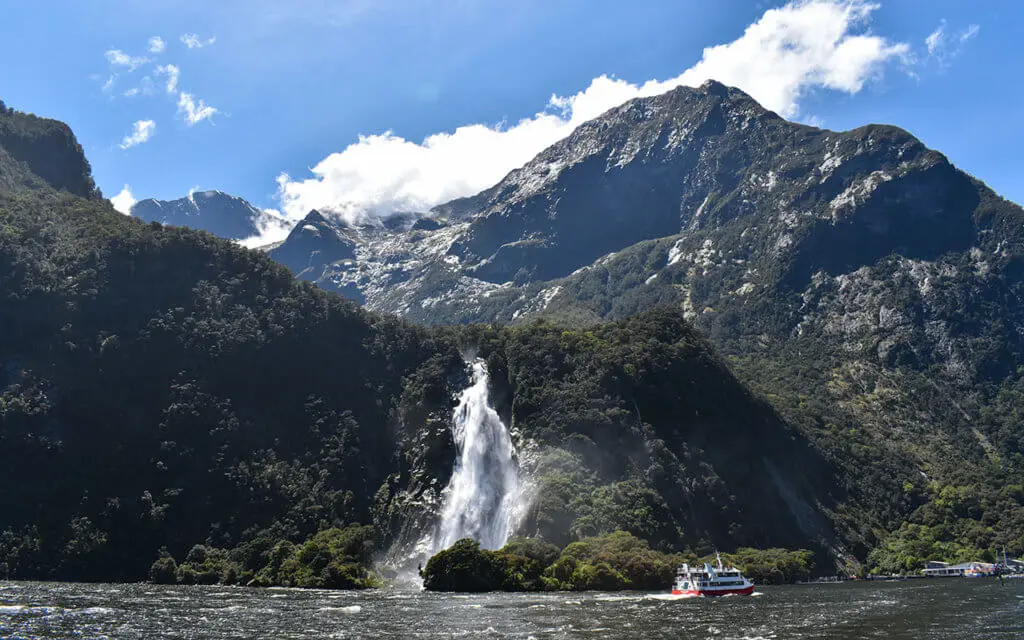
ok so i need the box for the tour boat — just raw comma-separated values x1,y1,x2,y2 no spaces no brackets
963,564,995,578
672,553,755,596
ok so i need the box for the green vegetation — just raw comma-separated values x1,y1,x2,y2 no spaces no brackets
726,547,814,584
447,312,836,557
421,531,815,591
149,525,380,588
866,469,1024,574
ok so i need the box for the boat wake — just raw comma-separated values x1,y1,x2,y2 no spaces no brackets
644,590,764,601
646,593,701,601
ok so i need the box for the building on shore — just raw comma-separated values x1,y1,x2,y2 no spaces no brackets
922,561,998,577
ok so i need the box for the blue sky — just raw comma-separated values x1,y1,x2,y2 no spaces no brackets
1,0,1019,241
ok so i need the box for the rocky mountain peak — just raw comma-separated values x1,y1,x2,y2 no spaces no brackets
258,81,1023,400
297,209,337,229
131,190,266,240
439,79,949,285
0,103,97,198
268,209,359,290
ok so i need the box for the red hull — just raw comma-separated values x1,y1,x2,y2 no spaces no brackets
671,585,755,597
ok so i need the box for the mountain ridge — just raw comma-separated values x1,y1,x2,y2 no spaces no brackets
258,80,1024,571
130,190,268,240
0,101,854,582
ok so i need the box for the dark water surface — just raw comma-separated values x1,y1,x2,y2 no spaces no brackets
1,579,1022,639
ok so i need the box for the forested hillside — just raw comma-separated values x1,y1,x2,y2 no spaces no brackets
0,103,842,582
0,109,443,580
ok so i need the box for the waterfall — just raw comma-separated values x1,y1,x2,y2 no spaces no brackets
431,358,526,551
382,358,528,580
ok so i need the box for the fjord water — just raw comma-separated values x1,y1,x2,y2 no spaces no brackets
2,580,1021,639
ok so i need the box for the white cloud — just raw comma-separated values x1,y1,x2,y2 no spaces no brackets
177,92,218,126
925,20,979,63
960,24,980,44
101,75,116,92
180,33,216,49
110,185,137,214
156,64,180,93
122,88,140,98
148,36,166,53
268,0,908,244
926,21,945,55
119,119,156,149
105,49,149,71
239,209,295,248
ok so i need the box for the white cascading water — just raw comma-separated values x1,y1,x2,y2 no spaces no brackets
382,358,528,581
429,358,527,552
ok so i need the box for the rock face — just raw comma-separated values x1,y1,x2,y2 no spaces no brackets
257,80,1024,392
267,81,1013,338
0,101,97,197
266,210,363,301
265,81,1024,562
131,190,266,240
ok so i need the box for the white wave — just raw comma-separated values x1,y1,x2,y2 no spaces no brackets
319,605,362,614
594,595,642,602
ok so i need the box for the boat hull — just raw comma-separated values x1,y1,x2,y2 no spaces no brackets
671,585,755,597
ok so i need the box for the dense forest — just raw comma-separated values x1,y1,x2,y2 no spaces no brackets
0,100,1021,586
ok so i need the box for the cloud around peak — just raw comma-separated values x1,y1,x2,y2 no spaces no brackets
268,0,910,244
110,185,137,214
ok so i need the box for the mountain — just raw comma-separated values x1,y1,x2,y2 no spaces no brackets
266,210,363,301
270,81,1012,326
266,81,1024,570
131,190,266,240
0,102,841,582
